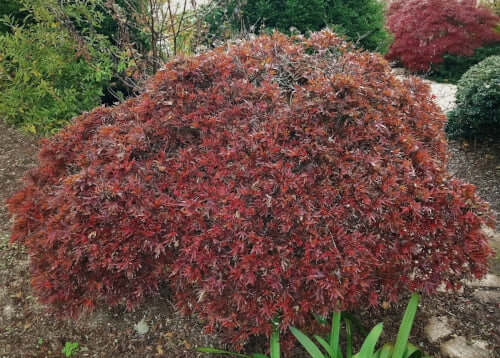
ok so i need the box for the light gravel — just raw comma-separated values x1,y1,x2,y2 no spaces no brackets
426,80,457,113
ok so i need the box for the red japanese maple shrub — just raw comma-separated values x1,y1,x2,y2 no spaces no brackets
8,31,492,347
386,0,500,72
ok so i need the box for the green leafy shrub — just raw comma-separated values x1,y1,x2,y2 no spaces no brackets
0,22,112,134
0,0,156,133
447,55,500,138
429,43,500,83
204,0,391,52
0,0,26,33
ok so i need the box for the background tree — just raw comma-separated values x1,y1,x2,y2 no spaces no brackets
203,0,391,52
386,0,500,72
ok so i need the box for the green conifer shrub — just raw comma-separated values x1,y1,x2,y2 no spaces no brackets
204,0,391,53
447,55,500,138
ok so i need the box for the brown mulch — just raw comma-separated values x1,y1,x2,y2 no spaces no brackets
0,120,498,357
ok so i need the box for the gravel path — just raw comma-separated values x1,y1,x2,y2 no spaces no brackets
427,81,457,113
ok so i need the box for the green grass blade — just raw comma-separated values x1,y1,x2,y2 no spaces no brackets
393,294,419,358
197,347,252,357
358,323,384,358
270,328,280,358
290,327,326,358
330,312,342,358
314,335,335,358
345,318,353,358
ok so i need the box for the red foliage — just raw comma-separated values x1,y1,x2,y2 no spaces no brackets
386,0,500,72
8,31,493,348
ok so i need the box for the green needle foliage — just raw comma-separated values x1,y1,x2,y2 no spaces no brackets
204,0,391,53
0,0,26,33
446,55,500,138
429,43,500,84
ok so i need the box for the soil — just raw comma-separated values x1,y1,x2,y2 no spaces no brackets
1,81,499,357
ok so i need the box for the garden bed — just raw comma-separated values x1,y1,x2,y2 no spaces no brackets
1,81,499,357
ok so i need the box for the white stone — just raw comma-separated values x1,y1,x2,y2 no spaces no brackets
473,290,500,304
424,316,453,343
2,305,15,320
134,317,149,335
440,336,492,358
467,274,500,288
428,81,457,113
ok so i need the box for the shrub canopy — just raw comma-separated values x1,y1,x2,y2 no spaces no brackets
447,55,500,138
8,31,492,348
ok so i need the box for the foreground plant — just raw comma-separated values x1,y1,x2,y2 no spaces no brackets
199,294,431,358
290,293,429,358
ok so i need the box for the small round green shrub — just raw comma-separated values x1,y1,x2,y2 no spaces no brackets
447,56,500,138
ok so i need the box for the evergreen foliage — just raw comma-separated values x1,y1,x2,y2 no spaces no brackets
205,0,391,52
0,0,115,134
429,43,500,83
447,56,500,138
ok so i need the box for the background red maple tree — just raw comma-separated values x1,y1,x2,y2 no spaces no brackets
386,0,500,72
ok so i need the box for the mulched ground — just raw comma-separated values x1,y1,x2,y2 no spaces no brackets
0,118,498,357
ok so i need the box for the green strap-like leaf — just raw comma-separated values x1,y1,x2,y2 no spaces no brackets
345,318,353,358
330,312,342,358
270,328,280,358
393,294,420,358
358,323,384,358
343,313,369,336
290,326,326,358
315,335,335,358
